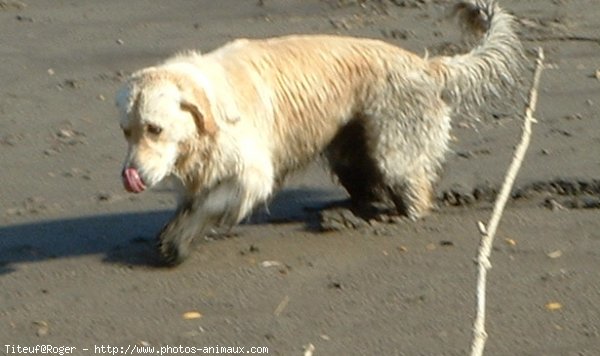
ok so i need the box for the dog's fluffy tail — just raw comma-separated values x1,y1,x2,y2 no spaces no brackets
432,0,524,114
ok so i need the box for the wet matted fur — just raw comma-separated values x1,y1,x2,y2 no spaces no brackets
116,0,524,265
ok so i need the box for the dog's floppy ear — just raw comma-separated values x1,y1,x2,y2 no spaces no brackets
180,100,218,136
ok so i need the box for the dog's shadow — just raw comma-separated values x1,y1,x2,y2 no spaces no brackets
0,210,170,275
0,188,347,275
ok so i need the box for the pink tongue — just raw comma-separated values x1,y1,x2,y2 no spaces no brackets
123,167,146,193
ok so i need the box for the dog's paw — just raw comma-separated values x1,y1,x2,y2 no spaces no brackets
156,237,189,267
156,221,192,267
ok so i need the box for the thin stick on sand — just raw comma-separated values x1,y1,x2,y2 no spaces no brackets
469,47,545,356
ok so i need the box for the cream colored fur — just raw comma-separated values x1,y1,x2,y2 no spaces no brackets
116,0,523,265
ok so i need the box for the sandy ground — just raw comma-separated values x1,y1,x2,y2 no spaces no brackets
1,0,599,355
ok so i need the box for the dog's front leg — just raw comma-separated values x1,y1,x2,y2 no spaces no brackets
156,197,210,266
156,179,249,266
157,162,274,266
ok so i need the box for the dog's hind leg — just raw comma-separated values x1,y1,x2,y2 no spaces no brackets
326,119,386,210
385,165,436,220
368,109,450,221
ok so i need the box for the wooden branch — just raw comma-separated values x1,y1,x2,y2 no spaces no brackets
469,47,545,356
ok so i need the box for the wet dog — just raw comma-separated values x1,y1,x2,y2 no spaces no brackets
116,0,524,265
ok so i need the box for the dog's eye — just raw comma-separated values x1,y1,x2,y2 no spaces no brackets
147,124,163,136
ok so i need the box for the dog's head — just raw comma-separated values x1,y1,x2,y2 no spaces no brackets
115,67,220,193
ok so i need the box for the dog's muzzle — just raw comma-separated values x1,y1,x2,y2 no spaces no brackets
122,167,146,193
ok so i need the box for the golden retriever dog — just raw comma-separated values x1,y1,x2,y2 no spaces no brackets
116,0,524,265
